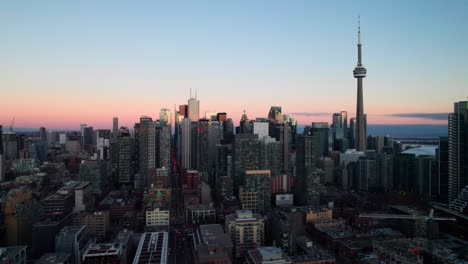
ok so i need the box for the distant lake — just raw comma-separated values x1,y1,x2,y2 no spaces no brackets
297,124,447,138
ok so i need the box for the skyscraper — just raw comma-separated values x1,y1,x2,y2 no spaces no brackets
112,117,118,142
295,135,320,206
39,127,47,142
0,125,4,182
232,134,260,195
181,118,192,170
159,108,172,127
311,122,329,160
188,90,200,121
138,116,156,190
117,127,133,186
241,170,271,214
155,125,171,169
353,18,367,151
448,101,468,204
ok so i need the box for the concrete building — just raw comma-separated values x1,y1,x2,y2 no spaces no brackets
133,232,169,264
225,210,265,259
192,224,233,264
253,122,269,140
82,243,123,264
246,247,292,264
304,207,333,225
74,182,95,213
72,211,109,240
1,188,41,246
185,203,216,225
36,253,71,264
145,207,170,227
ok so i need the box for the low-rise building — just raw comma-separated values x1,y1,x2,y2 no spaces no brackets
35,253,71,264
246,247,292,264
133,232,168,264
146,207,170,227
185,203,216,225
192,224,233,264
82,243,122,264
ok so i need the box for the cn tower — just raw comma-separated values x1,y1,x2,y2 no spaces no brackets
353,17,367,151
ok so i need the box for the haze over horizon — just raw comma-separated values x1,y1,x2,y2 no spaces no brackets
2,1,467,129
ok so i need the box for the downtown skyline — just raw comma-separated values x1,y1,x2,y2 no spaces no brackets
2,1,468,129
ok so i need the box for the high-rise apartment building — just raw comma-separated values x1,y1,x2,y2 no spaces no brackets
240,170,271,214
448,101,468,206
232,134,260,195
225,210,264,259
138,116,156,190
259,137,282,177
117,127,134,185
198,119,211,175
295,135,320,206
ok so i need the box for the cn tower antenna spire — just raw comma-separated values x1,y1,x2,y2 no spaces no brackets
358,15,361,45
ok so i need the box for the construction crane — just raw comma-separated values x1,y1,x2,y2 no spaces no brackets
359,209,456,222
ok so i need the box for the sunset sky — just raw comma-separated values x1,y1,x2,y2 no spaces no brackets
1,1,467,129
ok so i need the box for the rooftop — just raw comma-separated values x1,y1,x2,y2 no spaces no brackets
83,243,122,257
133,232,168,264
401,146,436,157
197,224,232,248
248,247,292,264
35,253,71,264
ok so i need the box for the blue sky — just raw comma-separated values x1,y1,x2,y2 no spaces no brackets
1,1,467,128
